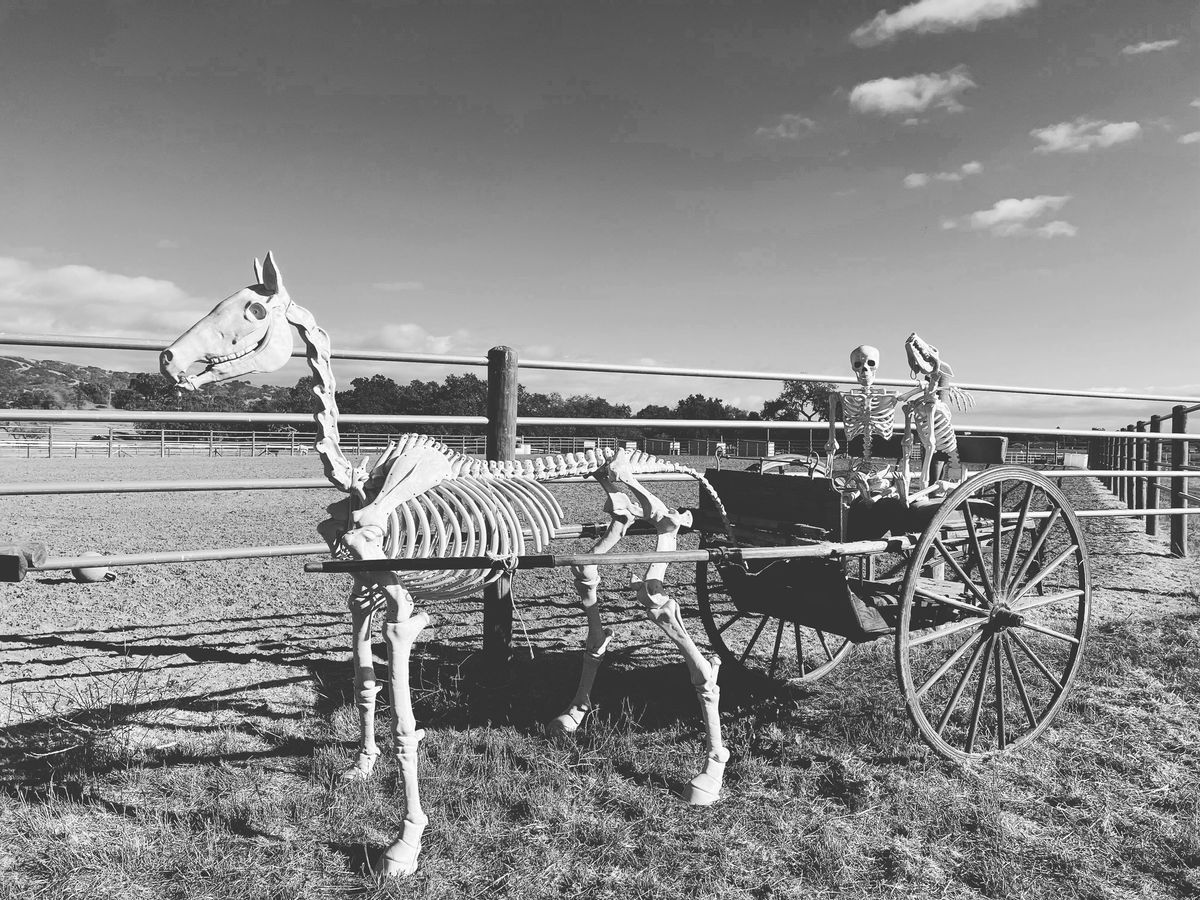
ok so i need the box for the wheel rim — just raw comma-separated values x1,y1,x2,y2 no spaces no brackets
697,560,853,686
896,467,1090,761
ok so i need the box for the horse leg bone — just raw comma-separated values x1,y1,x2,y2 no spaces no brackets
379,606,431,878
635,507,729,806
553,501,632,731
341,588,381,779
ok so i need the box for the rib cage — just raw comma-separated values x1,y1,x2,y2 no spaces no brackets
842,391,899,442
360,434,732,601
911,399,958,460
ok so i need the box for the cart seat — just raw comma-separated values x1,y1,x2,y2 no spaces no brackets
700,468,841,540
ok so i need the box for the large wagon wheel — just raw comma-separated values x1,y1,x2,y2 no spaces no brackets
896,467,1090,761
696,560,854,686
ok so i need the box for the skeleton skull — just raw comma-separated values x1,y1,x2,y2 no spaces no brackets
850,345,880,389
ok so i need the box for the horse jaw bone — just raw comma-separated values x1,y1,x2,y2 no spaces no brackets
160,252,295,390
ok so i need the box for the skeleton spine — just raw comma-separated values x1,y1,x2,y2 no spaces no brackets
285,302,356,492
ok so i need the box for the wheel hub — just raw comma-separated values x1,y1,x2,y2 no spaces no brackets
989,605,1025,631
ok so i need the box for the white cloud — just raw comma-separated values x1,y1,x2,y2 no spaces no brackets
372,280,425,292
155,238,181,250
754,114,817,140
1179,131,1200,144
851,0,1038,46
0,255,208,339
1121,39,1181,56
945,195,1077,237
371,322,468,355
904,160,983,187
1031,118,1142,153
1191,98,1200,109
849,67,976,116
1034,220,1078,238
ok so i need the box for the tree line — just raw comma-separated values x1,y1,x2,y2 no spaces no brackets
93,371,838,439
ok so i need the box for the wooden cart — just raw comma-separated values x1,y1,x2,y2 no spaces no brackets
693,438,1091,762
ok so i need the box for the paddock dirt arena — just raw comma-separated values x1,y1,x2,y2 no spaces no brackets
1,454,1197,898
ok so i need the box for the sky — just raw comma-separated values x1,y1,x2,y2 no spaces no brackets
0,0,1197,430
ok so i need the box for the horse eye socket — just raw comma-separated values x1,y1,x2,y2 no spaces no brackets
247,301,268,321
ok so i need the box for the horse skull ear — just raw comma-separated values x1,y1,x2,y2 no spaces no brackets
261,251,283,295
253,257,263,285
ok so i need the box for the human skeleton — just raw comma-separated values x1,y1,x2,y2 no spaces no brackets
160,254,734,877
825,334,973,507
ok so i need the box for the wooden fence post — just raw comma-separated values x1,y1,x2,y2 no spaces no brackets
108,425,113,458
1123,426,1133,505
1171,405,1188,557
1148,415,1162,537
1135,421,1147,514
47,425,53,459
483,346,518,667
1107,435,1116,491
1113,429,1123,508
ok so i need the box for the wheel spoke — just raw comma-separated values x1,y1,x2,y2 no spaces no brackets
913,585,990,618
1018,620,1080,646
994,638,1006,750
1001,482,1037,592
795,621,807,675
1011,588,1085,614
739,616,770,664
933,538,991,608
1009,630,1065,692
1009,507,1061,593
936,635,989,735
1002,633,1037,729
992,482,1003,591
816,628,833,661
916,631,985,699
1010,545,1079,604
768,620,785,680
716,612,745,636
963,500,996,600
909,617,985,647
965,635,995,753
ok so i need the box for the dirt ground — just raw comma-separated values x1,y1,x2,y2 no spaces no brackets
0,454,1196,735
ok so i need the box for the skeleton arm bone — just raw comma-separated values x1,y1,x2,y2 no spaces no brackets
825,394,840,468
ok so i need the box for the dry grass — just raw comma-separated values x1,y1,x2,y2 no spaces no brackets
0,456,1198,898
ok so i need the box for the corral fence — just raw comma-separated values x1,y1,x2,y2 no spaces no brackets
2,332,1200,658
1089,402,1200,556
0,422,1091,467
644,435,1093,467
0,425,618,459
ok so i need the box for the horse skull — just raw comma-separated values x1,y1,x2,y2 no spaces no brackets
160,252,295,390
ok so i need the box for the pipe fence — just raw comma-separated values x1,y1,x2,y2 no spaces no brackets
3,331,1198,584
0,424,622,459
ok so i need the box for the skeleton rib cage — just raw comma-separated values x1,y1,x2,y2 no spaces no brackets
841,392,899,443
346,434,732,601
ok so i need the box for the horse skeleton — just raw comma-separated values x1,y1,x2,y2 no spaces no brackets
160,253,735,877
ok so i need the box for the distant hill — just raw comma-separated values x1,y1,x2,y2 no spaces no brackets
0,355,284,411
0,355,140,408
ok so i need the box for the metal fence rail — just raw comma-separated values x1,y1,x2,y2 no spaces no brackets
1,330,1197,576
0,425,622,459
